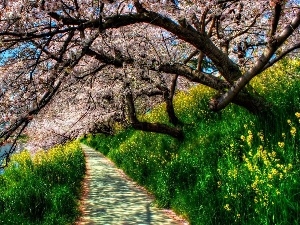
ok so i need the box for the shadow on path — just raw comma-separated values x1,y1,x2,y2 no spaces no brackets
77,144,188,225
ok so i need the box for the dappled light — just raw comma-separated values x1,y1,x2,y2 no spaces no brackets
78,144,185,225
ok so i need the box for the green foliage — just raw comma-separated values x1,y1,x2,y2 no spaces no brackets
0,141,85,225
82,59,300,225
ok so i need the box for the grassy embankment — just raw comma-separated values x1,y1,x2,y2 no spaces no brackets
82,59,299,225
0,141,85,225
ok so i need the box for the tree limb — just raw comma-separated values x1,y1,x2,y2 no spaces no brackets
270,1,283,37
125,81,183,139
263,42,300,70
210,9,300,111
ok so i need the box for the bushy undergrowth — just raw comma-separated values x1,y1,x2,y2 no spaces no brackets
82,59,300,225
0,141,85,225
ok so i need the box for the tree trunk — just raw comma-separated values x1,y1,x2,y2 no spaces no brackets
131,121,183,139
212,83,272,116
232,90,273,116
125,82,183,139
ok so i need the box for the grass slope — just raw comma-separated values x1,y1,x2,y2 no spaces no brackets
0,141,85,225
82,59,300,225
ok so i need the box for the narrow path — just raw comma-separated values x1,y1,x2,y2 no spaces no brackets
76,144,188,225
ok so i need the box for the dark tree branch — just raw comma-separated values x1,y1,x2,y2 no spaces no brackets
263,43,300,70
197,52,205,71
136,89,163,97
183,49,199,64
166,74,180,125
1,7,242,83
217,0,240,4
200,7,209,33
99,2,105,31
48,12,88,25
43,9,243,83
211,9,300,111
74,64,108,79
227,15,259,42
158,63,230,91
270,2,283,37
125,82,183,139
85,48,130,67
58,30,75,62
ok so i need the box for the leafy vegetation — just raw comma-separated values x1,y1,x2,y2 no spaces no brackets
82,59,300,225
0,141,85,225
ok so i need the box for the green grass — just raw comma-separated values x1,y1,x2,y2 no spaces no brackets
0,141,85,225
82,59,300,225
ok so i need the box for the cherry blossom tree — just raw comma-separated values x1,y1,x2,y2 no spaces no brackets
0,0,299,158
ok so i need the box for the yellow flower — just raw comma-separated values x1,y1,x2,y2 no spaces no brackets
228,168,238,179
241,135,246,141
224,204,231,211
278,142,285,148
246,130,253,146
287,119,292,126
257,131,264,142
290,127,296,137
279,173,284,179
295,112,300,118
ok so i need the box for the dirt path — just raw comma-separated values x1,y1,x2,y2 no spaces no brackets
76,144,188,225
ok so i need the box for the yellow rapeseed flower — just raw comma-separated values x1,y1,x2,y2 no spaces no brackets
246,130,253,146
224,204,231,211
290,127,296,137
241,135,245,141
257,131,264,142
278,142,285,148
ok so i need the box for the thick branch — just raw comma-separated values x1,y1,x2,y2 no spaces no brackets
2,6,243,83
270,2,282,37
44,8,243,83
263,43,300,70
211,10,300,111
158,63,230,91
131,121,183,139
125,83,183,139
85,48,132,67
167,74,179,125
48,12,88,25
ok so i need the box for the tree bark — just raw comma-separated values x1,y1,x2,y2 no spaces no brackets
131,121,183,139
125,82,183,139
231,89,273,116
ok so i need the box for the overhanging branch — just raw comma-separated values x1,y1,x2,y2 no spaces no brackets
125,82,183,139
210,10,300,111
